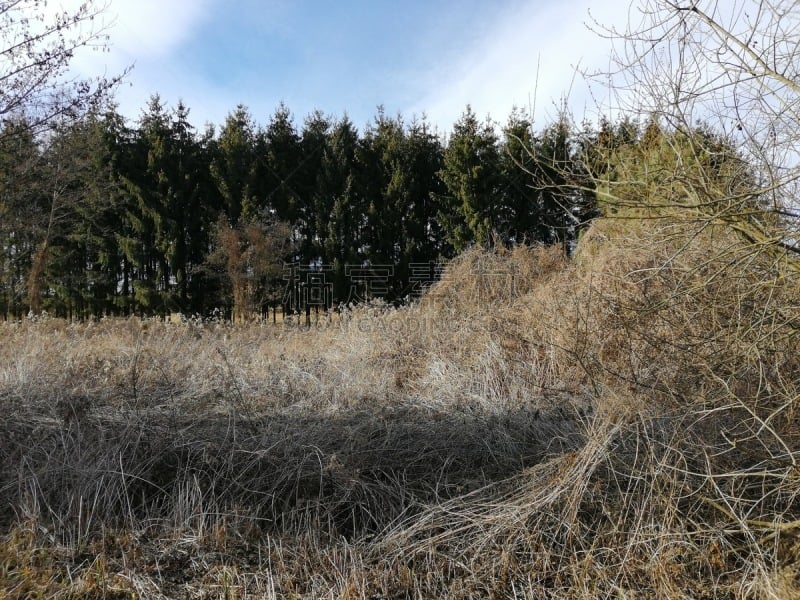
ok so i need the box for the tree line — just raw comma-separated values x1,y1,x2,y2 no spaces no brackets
0,96,603,320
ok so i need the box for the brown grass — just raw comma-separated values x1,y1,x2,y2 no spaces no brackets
1,215,798,598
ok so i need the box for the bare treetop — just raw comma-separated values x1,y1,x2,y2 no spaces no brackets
0,0,123,135
589,0,800,254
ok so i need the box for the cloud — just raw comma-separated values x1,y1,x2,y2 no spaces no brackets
410,1,630,130
33,1,634,131
112,0,214,78
42,0,212,72
39,0,222,123
107,0,213,61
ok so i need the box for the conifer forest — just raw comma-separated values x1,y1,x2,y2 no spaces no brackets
1,96,601,320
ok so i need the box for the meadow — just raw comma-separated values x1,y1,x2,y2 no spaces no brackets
1,214,799,598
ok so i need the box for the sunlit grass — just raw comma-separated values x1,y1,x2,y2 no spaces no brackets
1,219,798,598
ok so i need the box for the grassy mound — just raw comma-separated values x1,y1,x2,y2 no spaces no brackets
1,214,798,598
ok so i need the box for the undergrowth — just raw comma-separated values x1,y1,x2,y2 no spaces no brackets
1,216,798,598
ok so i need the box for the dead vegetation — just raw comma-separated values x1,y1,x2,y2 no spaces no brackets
3,0,798,595
0,207,798,598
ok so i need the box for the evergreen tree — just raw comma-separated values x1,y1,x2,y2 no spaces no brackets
498,109,537,243
185,122,222,313
0,118,45,317
116,96,167,313
403,116,448,262
297,110,331,263
38,108,129,318
438,106,501,250
118,97,207,314
263,103,303,224
210,105,260,225
321,116,365,299
166,101,209,309
360,109,405,268
525,116,596,250
590,117,761,226
78,109,129,316
360,110,448,299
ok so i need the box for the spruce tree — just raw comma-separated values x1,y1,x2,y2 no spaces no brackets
210,105,260,225
438,106,501,250
263,103,303,224
320,116,364,300
36,108,128,318
0,118,44,317
499,109,537,243
118,97,207,314
530,117,596,250
298,110,331,264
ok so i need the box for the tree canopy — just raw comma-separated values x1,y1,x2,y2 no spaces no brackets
1,93,604,319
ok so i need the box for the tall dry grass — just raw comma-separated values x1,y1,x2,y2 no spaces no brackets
1,214,798,598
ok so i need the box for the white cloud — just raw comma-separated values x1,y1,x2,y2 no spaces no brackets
43,0,211,71
411,2,631,130
33,1,635,131
39,0,219,123
109,0,212,59
111,0,214,72
41,1,204,82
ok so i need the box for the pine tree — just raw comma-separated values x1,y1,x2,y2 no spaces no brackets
0,118,45,317
297,110,331,263
263,103,303,224
210,105,260,225
438,106,501,250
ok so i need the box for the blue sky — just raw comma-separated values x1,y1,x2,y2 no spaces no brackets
62,0,629,133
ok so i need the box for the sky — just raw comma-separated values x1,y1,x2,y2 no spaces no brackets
56,0,632,134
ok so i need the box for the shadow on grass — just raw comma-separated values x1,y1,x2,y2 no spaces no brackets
0,397,586,540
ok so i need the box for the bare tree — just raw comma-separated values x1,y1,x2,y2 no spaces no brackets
0,1,123,315
210,216,293,323
0,0,122,137
589,0,800,268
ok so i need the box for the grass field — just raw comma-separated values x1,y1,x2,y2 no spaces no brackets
1,216,799,598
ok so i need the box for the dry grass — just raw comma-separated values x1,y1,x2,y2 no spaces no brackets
1,215,799,598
